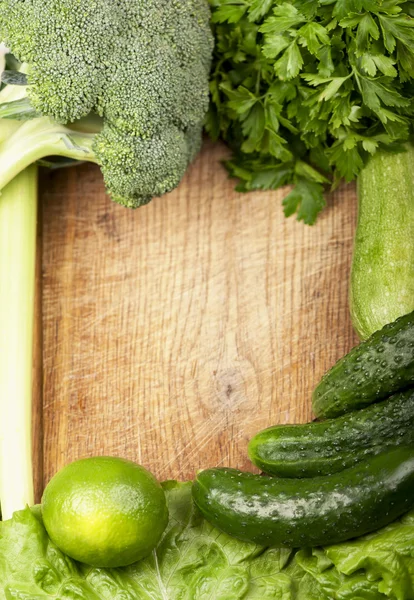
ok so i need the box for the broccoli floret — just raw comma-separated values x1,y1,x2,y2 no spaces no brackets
0,0,213,207
94,123,201,208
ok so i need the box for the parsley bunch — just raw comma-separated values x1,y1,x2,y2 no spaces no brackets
208,0,414,223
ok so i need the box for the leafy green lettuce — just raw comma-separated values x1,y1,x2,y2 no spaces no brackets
0,481,413,599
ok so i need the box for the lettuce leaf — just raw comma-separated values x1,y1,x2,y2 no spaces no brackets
0,481,413,599
325,511,414,600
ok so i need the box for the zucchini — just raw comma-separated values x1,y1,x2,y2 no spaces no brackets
248,389,414,478
350,144,414,340
192,447,414,548
312,310,414,418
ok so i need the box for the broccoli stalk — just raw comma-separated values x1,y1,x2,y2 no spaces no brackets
0,117,98,190
0,79,101,189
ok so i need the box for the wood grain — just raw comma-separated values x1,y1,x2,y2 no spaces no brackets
39,140,358,492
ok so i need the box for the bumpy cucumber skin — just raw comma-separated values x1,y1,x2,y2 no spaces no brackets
312,310,414,418
192,448,414,548
249,390,414,477
351,144,414,341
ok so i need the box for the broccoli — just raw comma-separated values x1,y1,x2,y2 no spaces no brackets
0,1,213,520
0,0,213,207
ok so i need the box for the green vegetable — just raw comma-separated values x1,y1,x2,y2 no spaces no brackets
208,0,414,223
313,310,414,418
350,143,414,340
1,481,414,599
249,389,414,477
0,0,213,208
0,167,37,520
192,447,414,548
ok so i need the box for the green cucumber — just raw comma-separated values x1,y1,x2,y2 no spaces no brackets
350,144,414,341
312,310,414,418
192,447,414,548
248,389,414,478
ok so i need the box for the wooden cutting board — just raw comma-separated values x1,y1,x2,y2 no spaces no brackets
34,140,358,500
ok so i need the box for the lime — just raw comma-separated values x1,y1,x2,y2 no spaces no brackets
41,456,168,568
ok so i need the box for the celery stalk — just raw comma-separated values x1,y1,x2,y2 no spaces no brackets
0,166,37,520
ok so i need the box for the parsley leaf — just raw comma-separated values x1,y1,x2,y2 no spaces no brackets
275,41,304,79
209,0,414,224
283,180,326,224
